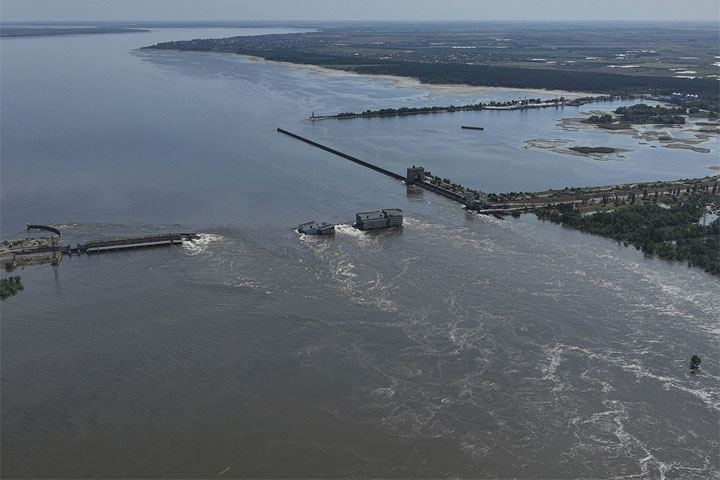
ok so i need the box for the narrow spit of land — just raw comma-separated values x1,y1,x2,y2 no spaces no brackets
309,96,616,121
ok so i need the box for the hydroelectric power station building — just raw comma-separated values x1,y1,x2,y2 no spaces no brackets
354,209,403,230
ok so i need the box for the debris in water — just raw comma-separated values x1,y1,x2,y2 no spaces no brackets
690,355,702,371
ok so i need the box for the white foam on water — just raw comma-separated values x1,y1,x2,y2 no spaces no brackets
225,277,266,291
371,387,395,399
333,223,364,238
182,233,223,256
568,345,720,413
542,345,563,383
621,362,720,412
567,399,673,479
357,271,398,312
301,230,401,312
298,232,332,253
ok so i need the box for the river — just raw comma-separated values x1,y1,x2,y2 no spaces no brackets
1,26,718,479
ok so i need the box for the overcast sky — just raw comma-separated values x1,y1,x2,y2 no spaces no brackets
1,0,718,22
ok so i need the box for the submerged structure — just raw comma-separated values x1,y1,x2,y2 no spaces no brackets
1,226,199,269
354,209,403,230
297,221,336,235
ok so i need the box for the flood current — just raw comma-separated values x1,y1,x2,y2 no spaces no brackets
1,26,718,478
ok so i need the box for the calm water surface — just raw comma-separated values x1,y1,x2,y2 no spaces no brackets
1,27,718,479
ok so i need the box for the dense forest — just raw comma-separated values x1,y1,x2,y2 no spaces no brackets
536,191,720,275
347,61,720,98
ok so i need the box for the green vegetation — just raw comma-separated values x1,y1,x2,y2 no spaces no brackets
586,101,720,128
686,98,720,119
348,62,717,97
588,104,693,126
536,191,720,275
614,104,686,124
331,97,580,119
423,172,481,197
144,23,720,99
320,96,631,119
0,276,24,301
588,114,613,123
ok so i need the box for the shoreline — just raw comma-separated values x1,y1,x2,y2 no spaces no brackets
228,53,601,99
556,116,719,160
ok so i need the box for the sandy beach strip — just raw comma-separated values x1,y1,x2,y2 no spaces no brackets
229,53,599,98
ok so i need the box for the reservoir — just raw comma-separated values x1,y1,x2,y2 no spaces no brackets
1,26,718,478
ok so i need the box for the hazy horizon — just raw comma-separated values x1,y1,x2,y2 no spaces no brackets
1,0,718,22
2,19,719,24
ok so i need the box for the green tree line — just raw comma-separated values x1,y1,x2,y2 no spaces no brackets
536,192,720,275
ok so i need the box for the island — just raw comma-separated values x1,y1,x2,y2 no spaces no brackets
588,104,690,127
568,146,618,154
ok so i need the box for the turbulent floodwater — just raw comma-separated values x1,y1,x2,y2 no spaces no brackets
1,26,719,479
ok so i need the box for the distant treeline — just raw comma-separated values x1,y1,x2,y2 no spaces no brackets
0,27,147,37
615,104,687,124
348,62,720,98
145,39,720,98
536,191,720,275
589,104,689,125
329,97,610,119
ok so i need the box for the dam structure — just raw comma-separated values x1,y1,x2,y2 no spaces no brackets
2,227,199,267
276,128,404,181
277,128,494,213
75,233,199,254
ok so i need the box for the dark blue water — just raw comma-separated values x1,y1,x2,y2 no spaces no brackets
1,27,718,479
